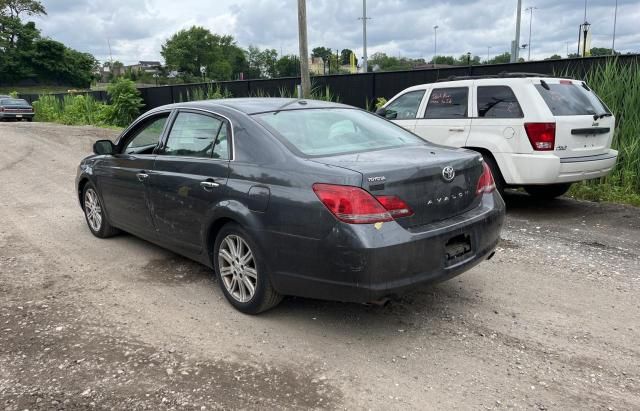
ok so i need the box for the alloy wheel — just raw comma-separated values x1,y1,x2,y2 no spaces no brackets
218,235,257,303
84,188,103,232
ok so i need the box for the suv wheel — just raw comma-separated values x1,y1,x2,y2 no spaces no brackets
524,183,572,200
213,223,282,314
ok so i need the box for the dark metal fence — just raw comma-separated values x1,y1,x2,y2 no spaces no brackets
18,54,639,111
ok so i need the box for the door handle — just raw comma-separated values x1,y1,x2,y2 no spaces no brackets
200,181,220,191
136,172,149,182
449,127,465,132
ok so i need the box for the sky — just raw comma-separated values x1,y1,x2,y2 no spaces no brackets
31,0,639,65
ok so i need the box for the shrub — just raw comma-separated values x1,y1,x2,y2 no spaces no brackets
102,78,144,127
32,95,63,122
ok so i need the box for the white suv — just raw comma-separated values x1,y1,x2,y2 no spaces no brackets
378,74,618,199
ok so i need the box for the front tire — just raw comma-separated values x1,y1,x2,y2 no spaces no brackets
213,223,282,314
82,183,119,238
524,183,572,199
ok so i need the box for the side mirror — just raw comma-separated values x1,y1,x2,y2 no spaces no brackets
93,140,115,155
376,107,397,120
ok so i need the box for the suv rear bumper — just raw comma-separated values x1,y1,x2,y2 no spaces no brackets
496,149,618,185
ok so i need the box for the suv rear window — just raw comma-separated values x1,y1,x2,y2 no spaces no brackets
477,86,523,118
535,83,610,116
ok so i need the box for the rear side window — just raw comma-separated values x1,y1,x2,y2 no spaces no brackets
535,83,609,116
424,87,468,119
477,86,523,118
163,112,227,159
384,90,425,120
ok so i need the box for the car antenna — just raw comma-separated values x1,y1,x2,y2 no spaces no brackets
540,79,550,90
272,99,305,115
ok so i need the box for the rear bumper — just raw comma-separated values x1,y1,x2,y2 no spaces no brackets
496,149,618,185
0,112,34,120
265,193,505,303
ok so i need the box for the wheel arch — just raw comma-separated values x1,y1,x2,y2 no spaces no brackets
204,202,267,267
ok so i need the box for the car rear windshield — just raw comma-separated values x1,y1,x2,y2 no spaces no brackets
535,82,610,116
253,108,424,156
0,98,29,105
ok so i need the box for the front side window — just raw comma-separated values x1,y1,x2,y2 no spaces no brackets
384,90,425,120
124,115,169,154
424,87,468,119
477,86,523,118
163,112,228,159
254,108,424,157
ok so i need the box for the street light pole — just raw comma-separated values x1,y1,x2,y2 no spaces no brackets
612,0,618,53
512,0,523,62
433,25,439,64
359,0,370,73
526,6,537,61
297,0,311,98
487,45,492,63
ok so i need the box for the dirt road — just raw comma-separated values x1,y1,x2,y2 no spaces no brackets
1,122,639,410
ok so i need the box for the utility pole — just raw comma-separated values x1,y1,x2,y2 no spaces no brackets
612,0,618,53
526,6,537,61
511,0,522,62
297,0,311,98
359,0,370,73
433,25,439,64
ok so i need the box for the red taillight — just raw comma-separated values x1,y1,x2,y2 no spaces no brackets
375,195,414,218
476,162,496,195
313,184,391,224
525,122,555,151
0,107,4,112
312,184,414,224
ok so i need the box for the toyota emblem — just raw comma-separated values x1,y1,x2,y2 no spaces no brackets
442,166,455,182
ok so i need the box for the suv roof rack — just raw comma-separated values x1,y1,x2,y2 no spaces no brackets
436,72,563,82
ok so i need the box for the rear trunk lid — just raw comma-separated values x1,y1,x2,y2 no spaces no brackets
534,79,614,159
312,145,484,228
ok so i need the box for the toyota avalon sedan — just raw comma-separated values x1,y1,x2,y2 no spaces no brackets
76,98,505,314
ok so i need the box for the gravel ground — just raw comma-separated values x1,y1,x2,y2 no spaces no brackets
1,122,639,410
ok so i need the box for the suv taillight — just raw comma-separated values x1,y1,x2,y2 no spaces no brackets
525,122,555,151
476,162,496,195
312,184,413,224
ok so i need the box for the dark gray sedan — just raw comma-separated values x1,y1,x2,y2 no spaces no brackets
0,98,34,121
76,98,505,314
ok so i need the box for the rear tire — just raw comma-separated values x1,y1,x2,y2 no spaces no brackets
524,183,572,200
213,223,282,314
82,183,119,238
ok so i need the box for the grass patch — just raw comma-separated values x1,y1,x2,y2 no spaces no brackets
562,58,640,206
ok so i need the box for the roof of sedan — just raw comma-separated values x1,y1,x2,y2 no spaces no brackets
174,97,353,115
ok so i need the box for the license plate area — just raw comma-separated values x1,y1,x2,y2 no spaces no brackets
444,233,473,265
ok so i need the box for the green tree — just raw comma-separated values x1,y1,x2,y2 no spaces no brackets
487,52,512,64
275,55,299,78
590,47,619,57
311,46,333,62
245,45,278,79
545,54,562,60
161,26,246,81
340,48,354,65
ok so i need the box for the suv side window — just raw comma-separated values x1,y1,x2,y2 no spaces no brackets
162,112,227,159
123,114,169,154
477,86,523,118
384,90,425,120
424,87,468,119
